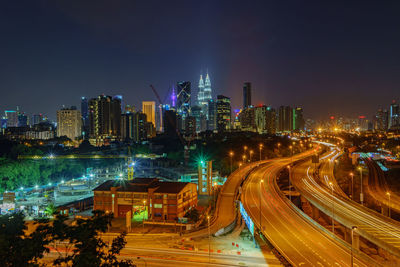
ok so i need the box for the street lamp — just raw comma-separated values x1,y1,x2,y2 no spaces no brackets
289,145,293,164
329,182,334,234
358,166,363,205
229,151,234,174
287,165,291,202
142,200,147,233
260,179,264,232
242,155,246,164
207,215,211,264
349,172,354,200
259,144,263,161
387,192,391,218
249,150,254,162
351,226,357,267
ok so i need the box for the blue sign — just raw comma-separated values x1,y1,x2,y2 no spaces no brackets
239,202,254,235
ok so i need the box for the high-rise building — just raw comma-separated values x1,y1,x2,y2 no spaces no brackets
163,110,178,137
243,82,252,109
124,105,135,113
142,101,156,128
240,107,255,131
88,95,122,144
176,81,191,118
216,95,231,132
197,73,213,115
375,108,388,131
121,112,148,142
18,113,28,127
31,114,43,125
185,116,196,136
57,107,82,141
293,107,305,131
191,106,203,133
5,110,18,127
254,105,276,134
81,97,89,136
207,99,217,131
278,106,293,132
389,100,399,129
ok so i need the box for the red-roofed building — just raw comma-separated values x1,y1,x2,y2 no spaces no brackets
93,178,197,221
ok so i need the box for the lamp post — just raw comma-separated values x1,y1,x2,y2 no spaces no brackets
243,146,248,157
329,182,334,234
387,192,391,218
358,167,363,205
207,215,211,264
259,144,263,161
350,172,354,200
249,150,254,162
287,165,291,202
142,200,146,233
242,155,246,164
260,179,264,232
351,226,357,267
229,151,234,174
289,145,293,164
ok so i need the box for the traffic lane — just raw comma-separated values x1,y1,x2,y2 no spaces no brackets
292,160,400,255
243,160,368,266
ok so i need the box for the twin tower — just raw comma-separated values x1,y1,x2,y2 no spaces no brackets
197,73,212,107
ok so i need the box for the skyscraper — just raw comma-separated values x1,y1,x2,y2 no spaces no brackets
176,81,191,118
197,75,205,106
163,109,178,137
142,101,156,128
18,113,28,127
88,95,121,144
243,82,252,109
31,114,43,125
57,107,82,141
197,73,213,110
216,95,231,132
389,100,399,129
81,97,89,136
207,99,217,131
254,105,276,134
293,107,305,131
278,106,293,132
5,110,18,127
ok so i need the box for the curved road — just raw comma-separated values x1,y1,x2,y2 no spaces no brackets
241,150,369,266
292,149,400,259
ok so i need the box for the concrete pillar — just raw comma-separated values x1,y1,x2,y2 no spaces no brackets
344,227,352,243
352,232,360,250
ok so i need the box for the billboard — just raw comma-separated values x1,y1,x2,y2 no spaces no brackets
239,202,254,235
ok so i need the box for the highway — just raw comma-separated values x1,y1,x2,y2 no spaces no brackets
45,246,277,266
363,156,400,214
291,148,400,259
241,149,369,266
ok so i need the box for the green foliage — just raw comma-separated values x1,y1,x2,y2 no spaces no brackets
44,203,57,217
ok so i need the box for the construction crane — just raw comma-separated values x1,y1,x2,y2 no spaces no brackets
150,84,195,165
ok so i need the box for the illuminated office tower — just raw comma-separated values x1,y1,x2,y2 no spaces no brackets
5,110,18,127
216,95,231,132
389,100,399,129
142,101,156,128
176,81,191,118
88,95,121,144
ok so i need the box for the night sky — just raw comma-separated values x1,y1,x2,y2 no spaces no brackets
1,0,400,121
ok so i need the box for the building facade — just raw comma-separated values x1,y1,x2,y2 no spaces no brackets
216,95,231,132
93,178,197,221
142,101,156,128
56,107,82,141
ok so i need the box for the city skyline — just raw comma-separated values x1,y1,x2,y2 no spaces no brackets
1,1,400,120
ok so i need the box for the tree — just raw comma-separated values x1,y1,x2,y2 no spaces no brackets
0,212,51,267
184,209,200,223
44,203,57,217
52,210,134,267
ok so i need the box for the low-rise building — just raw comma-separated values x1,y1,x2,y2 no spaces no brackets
93,178,197,221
